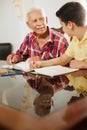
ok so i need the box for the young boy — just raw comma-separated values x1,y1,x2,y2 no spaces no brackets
32,2,87,69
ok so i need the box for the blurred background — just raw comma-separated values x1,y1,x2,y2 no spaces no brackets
0,0,87,51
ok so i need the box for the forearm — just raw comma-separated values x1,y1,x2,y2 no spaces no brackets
40,54,71,67
81,61,87,69
40,58,59,67
70,60,87,69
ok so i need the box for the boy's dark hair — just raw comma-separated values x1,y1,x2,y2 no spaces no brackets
56,2,86,26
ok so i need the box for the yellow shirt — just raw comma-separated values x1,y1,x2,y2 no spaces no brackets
65,31,87,62
67,74,87,96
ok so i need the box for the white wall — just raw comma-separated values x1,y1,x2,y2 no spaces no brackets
34,0,72,28
0,0,22,51
0,0,87,51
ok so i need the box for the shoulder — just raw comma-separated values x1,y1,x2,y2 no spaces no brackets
24,31,36,40
49,28,68,45
51,27,64,34
50,28,66,40
25,31,35,37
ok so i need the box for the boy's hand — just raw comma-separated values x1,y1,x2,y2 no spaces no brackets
30,60,42,70
70,60,87,69
30,56,41,69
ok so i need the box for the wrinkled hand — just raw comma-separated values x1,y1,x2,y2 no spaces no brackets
7,54,21,65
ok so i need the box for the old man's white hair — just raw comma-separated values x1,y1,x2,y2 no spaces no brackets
26,7,46,21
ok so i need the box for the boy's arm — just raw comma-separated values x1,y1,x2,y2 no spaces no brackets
70,60,87,69
33,54,72,68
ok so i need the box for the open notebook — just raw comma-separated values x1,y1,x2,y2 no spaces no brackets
2,60,30,72
2,61,78,77
31,65,78,77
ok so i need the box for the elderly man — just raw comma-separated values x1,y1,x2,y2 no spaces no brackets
7,7,69,90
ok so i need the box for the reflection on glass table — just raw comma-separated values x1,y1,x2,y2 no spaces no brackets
0,97,87,130
22,68,87,117
0,60,87,117
33,78,54,117
0,61,87,129
21,72,76,117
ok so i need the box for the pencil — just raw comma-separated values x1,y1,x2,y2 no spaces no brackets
0,71,23,77
0,71,7,74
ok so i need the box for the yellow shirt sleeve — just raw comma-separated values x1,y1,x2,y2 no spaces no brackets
67,74,87,95
65,38,75,58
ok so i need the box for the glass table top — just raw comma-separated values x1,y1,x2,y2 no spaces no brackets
0,60,87,117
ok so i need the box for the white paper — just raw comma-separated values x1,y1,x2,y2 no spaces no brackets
33,65,78,77
2,58,30,72
2,63,78,77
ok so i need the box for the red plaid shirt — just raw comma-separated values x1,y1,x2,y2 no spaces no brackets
16,28,68,61
16,28,69,92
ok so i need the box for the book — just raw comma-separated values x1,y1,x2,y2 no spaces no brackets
1,59,30,72
30,65,78,77
2,62,78,77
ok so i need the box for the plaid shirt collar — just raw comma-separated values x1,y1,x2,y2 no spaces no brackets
29,26,54,43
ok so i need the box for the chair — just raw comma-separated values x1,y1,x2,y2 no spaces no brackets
0,43,12,60
51,27,64,34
